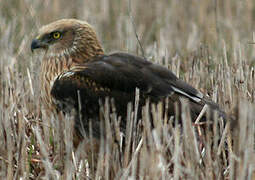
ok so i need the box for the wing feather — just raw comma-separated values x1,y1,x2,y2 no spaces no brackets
51,52,205,107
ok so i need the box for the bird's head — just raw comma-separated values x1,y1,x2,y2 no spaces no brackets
31,19,104,59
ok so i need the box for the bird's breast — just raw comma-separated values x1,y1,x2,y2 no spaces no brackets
40,56,72,110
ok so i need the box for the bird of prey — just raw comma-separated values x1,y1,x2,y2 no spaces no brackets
31,19,225,140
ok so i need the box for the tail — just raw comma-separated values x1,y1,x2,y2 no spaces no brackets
168,93,226,123
189,96,226,122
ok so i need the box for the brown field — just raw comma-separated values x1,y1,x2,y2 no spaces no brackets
0,0,255,179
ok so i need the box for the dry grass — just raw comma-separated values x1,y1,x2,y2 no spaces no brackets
0,0,255,179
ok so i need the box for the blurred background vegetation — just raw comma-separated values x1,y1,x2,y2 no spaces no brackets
2,0,255,60
0,0,255,179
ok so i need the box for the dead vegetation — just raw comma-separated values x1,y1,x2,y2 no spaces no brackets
0,0,255,179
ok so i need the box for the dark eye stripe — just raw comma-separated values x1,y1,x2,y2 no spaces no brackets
41,31,61,43
41,30,66,44
40,33,52,43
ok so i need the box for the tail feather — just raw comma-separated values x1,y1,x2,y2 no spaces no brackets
168,93,226,122
191,96,226,122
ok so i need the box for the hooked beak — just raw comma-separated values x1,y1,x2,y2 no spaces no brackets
31,39,41,53
31,37,48,53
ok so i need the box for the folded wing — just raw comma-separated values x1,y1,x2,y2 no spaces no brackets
51,52,224,122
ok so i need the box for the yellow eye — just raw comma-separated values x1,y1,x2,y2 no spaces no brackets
52,32,61,39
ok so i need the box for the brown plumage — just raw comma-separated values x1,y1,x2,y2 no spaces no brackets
31,19,225,140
